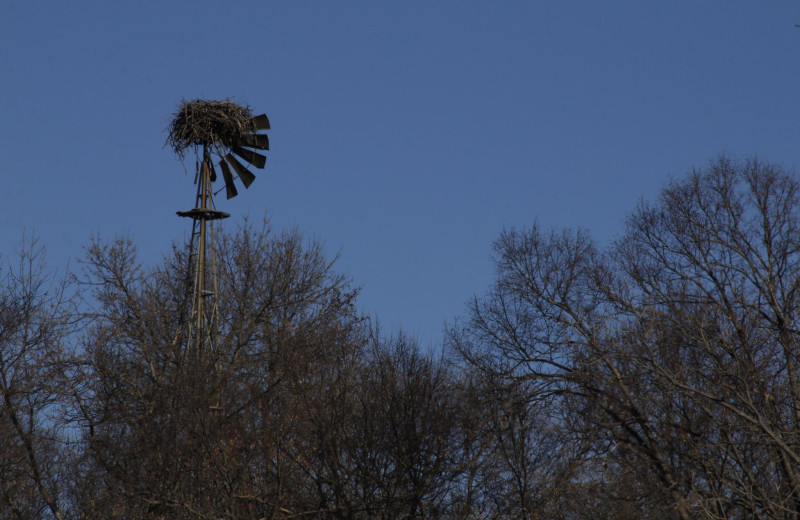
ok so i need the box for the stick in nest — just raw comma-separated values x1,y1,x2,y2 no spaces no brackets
166,99,255,158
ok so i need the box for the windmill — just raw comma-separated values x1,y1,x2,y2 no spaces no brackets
167,99,270,356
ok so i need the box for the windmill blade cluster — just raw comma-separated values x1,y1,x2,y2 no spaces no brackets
218,113,269,199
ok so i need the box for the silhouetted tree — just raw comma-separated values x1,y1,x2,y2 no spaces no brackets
451,157,800,519
70,222,366,519
0,237,74,520
292,332,484,519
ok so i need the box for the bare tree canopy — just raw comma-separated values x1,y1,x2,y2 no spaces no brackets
450,157,800,519
0,236,74,520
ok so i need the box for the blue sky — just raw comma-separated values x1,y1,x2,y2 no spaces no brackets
3,2,800,347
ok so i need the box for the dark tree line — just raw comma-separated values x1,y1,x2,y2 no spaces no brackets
2,157,800,519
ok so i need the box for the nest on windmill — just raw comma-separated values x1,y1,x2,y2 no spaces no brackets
167,99,256,158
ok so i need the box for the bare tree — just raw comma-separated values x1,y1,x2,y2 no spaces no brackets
610,157,800,518
450,157,800,519
0,236,74,520
70,221,367,519
292,332,480,519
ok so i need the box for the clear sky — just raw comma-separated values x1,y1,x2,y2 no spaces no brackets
3,2,800,347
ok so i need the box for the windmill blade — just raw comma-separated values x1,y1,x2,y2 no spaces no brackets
251,114,270,130
233,146,267,168
226,153,256,188
207,159,217,182
219,159,239,199
236,133,269,150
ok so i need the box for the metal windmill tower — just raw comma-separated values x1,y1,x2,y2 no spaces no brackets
168,99,270,357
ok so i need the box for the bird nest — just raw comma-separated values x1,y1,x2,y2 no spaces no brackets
166,99,255,157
